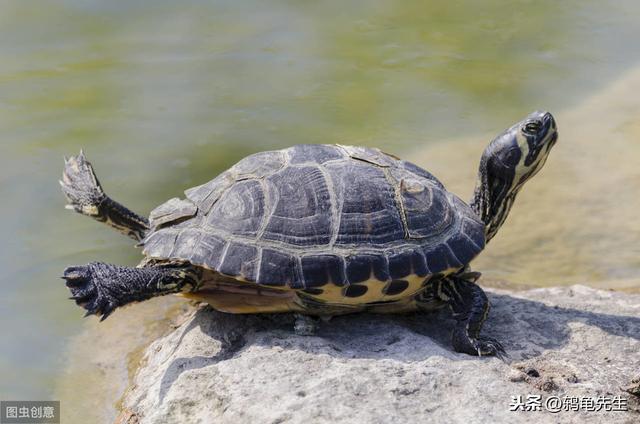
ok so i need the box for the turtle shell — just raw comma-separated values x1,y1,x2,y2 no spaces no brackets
142,144,485,304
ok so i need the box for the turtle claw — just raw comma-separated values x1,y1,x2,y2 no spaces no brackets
452,327,508,359
69,290,94,304
463,337,508,360
475,337,509,361
99,306,115,321
63,276,83,287
62,263,114,320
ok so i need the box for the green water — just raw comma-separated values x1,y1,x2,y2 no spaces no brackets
1,0,640,412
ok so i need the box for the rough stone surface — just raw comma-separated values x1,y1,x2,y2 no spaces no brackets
117,286,640,424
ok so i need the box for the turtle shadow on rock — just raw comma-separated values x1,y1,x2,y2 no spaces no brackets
157,290,640,402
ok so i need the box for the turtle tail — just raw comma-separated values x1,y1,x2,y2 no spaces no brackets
60,151,150,241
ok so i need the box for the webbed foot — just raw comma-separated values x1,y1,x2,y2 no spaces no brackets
59,151,149,241
452,330,507,359
62,262,199,321
63,263,117,321
60,151,105,217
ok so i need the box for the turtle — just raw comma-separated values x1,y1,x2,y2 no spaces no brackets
60,110,557,357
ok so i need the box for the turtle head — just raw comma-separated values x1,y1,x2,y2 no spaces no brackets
471,111,558,242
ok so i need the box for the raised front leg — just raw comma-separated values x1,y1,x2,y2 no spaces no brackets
438,274,506,358
60,151,150,241
63,262,200,320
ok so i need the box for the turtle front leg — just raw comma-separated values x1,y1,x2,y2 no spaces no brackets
438,274,506,358
62,262,200,320
60,151,150,241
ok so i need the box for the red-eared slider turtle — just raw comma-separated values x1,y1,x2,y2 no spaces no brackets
60,111,557,357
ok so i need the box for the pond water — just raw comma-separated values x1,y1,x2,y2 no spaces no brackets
1,1,639,421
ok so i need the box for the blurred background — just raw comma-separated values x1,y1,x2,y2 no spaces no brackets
1,0,639,421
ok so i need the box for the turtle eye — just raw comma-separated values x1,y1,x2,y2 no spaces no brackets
523,120,542,135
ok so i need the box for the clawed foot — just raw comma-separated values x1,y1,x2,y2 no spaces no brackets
59,151,105,217
453,333,508,360
63,263,116,321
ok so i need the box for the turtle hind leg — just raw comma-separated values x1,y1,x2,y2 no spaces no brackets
60,151,150,241
439,275,507,359
63,262,200,320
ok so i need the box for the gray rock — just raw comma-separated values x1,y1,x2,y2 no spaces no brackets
117,286,640,424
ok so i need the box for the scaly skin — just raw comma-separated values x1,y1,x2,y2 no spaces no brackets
63,262,200,320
